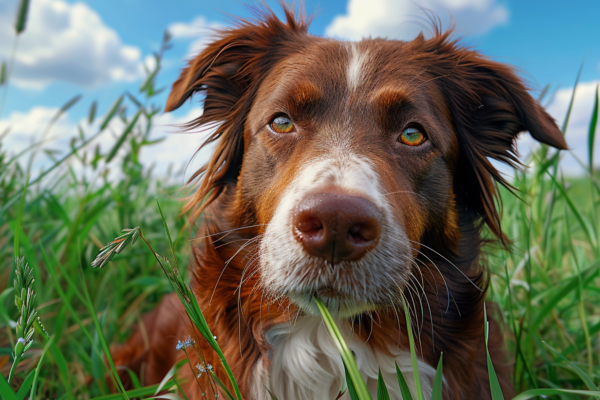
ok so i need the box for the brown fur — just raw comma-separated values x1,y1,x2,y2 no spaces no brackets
111,4,566,399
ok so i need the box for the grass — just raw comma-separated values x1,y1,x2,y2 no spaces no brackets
2,3,600,399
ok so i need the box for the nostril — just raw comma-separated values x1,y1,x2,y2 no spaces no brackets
347,222,378,244
295,216,323,234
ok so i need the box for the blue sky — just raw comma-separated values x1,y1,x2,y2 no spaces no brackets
1,0,599,179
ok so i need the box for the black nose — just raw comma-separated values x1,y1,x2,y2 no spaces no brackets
292,192,382,263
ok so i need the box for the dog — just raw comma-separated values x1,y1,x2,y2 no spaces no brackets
112,5,567,399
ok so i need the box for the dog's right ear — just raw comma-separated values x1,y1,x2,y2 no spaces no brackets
166,6,309,219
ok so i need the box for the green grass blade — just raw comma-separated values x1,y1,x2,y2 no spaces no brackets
531,260,600,331
430,353,443,400
377,369,390,400
314,297,372,400
14,0,30,34
542,341,598,390
89,100,98,125
0,372,18,400
156,198,177,266
13,175,29,259
26,128,104,186
0,61,6,85
589,84,599,173
395,362,414,400
345,361,360,400
0,287,16,328
105,109,142,163
89,382,174,400
99,95,124,131
139,68,159,94
30,335,55,399
154,360,185,395
561,60,584,134
401,298,424,400
211,371,237,400
78,263,130,399
547,172,596,247
57,94,82,117
265,388,278,400
511,388,600,400
49,341,75,399
484,304,505,400
16,370,34,400
143,234,243,400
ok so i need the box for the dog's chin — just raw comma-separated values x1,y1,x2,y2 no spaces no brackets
286,289,379,318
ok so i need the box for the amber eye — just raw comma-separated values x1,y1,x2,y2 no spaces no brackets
269,115,295,134
399,127,426,146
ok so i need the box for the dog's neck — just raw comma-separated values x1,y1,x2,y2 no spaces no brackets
249,316,437,400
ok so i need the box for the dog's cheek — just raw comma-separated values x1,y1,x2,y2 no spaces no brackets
375,159,426,246
417,158,460,245
238,145,276,219
242,149,300,227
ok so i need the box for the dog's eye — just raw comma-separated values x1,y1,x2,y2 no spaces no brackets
269,115,295,134
399,127,426,146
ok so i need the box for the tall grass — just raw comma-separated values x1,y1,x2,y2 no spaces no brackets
1,2,600,398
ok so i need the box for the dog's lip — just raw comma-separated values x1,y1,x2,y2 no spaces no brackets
315,285,344,299
286,286,352,302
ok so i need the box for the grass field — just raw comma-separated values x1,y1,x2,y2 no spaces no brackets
2,2,600,399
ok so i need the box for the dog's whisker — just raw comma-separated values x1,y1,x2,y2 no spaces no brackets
190,224,267,242
380,189,429,201
409,238,483,292
210,234,264,305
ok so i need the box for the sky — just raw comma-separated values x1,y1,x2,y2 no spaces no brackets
1,0,599,183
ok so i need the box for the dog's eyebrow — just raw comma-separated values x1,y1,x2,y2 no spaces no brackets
373,88,410,115
373,88,411,130
282,82,322,116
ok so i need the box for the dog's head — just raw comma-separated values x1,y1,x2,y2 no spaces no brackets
166,7,566,317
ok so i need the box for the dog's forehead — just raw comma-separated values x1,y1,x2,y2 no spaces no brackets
266,38,432,96
252,37,446,121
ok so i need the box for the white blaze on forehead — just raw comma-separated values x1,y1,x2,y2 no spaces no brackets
346,42,369,91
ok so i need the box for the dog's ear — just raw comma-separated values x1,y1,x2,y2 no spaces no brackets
165,6,309,219
417,32,567,240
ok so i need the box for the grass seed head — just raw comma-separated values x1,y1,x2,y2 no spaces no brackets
91,227,141,268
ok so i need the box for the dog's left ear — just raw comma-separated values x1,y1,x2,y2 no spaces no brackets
164,5,309,219
417,33,567,239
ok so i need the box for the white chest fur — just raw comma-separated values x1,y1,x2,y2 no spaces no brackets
249,317,437,400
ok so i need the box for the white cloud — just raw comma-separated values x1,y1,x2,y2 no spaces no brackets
528,81,599,174
325,0,508,41
0,0,145,89
168,16,223,58
491,80,600,178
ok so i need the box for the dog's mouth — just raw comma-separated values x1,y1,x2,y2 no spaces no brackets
282,282,382,318
315,285,343,298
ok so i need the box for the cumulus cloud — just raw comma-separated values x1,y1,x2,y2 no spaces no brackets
168,16,223,58
326,0,509,41
487,81,599,179
0,0,145,89
518,81,600,175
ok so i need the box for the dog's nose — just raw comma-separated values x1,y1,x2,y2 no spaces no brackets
293,192,382,263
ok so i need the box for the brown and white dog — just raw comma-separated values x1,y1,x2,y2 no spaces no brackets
112,5,567,400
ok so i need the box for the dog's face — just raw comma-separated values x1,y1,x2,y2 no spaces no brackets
166,9,566,317
246,39,458,315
